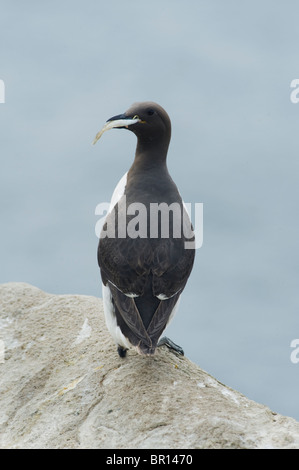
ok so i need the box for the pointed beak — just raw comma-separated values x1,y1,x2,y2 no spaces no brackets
92,113,141,145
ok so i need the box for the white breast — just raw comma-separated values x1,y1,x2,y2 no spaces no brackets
102,283,132,350
108,172,127,213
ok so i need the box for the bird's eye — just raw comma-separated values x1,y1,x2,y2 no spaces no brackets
133,115,140,120
147,109,155,116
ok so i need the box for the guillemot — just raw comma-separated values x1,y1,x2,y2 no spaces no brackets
93,102,195,357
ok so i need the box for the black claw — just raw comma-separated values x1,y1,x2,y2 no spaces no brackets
157,336,184,355
117,345,128,358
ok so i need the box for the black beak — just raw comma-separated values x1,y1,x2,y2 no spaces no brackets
92,113,141,145
107,113,127,122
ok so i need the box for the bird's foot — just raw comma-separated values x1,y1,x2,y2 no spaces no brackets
157,336,184,356
117,345,128,358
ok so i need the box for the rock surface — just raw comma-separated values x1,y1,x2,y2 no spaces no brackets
0,282,299,449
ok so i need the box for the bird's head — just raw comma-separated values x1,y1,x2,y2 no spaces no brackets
92,102,171,146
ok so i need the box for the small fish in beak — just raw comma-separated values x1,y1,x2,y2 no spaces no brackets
92,116,140,145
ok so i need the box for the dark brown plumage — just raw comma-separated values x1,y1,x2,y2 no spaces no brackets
94,102,195,357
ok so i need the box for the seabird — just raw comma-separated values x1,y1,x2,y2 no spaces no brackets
93,102,195,357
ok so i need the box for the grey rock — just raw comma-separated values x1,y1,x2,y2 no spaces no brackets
0,282,299,449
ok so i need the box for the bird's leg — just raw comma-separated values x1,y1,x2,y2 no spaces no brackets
157,336,184,355
117,345,128,358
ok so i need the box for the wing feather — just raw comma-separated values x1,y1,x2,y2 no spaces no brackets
98,197,195,346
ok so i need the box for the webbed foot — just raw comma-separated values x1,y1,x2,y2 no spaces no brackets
157,336,184,355
117,345,128,358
